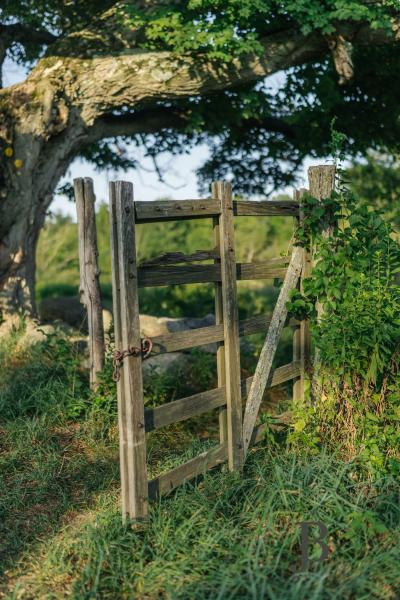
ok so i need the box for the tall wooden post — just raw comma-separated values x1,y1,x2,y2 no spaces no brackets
212,184,227,446
74,177,105,389
213,181,244,471
109,181,148,523
293,188,311,403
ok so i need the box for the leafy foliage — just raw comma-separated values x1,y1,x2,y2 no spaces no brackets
347,153,400,229
3,1,400,194
287,144,400,475
123,0,394,57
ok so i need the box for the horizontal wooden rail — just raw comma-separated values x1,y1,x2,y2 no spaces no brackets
148,443,227,499
138,262,287,287
149,312,298,355
135,199,220,223
144,361,300,434
140,249,219,267
241,361,301,399
145,387,226,433
233,200,300,217
134,199,300,223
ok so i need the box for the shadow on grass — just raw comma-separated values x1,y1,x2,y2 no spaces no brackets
0,415,120,581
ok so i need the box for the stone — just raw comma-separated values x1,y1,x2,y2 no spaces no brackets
142,352,190,378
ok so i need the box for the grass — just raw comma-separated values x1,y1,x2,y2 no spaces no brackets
1,324,399,599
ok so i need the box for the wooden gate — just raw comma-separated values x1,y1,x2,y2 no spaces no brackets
109,178,315,523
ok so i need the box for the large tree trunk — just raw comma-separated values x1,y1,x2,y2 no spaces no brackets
0,87,82,316
0,216,41,316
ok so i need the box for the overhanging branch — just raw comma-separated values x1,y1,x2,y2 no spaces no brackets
0,23,57,48
87,108,190,142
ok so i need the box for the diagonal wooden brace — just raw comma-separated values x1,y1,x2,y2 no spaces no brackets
242,245,304,455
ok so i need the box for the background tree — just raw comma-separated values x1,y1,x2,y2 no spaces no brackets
347,153,400,229
0,0,399,316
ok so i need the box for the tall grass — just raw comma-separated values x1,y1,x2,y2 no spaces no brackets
1,326,399,599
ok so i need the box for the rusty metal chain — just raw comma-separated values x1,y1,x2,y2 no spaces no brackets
112,337,153,382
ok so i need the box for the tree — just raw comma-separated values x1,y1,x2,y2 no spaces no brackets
0,1,399,316
347,153,400,228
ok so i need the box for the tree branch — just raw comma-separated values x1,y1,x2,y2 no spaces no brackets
0,23,57,48
87,108,189,142
26,16,396,127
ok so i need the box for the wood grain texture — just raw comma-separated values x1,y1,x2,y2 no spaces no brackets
144,387,226,432
138,262,287,287
292,188,310,403
143,361,300,434
215,181,244,471
242,246,303,454
135,199,220,222
233,199,300,217
212,194,227,446
114,181,148,522
133,198,300,223
74,177,105,389
139,249,219,267
109,182,129,519
149,312,291,355
241,361,301,399
133,199,300,223
148,444,228,499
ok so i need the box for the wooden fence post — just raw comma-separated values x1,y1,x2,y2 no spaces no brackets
110,180,148,523
213,181,244,471
74,177,105,390
109,182,129,520
293,188,311,403
212,184,227,446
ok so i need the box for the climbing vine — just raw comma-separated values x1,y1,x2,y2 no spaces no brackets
287,130,400,476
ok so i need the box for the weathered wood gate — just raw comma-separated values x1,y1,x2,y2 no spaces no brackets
108,169,337,523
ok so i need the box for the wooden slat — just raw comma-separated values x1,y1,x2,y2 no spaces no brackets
113,181,148,522
233,200,300,217
150,322,224,354
293,189,309,403
149,312,298,355
145,387,226,432
148,444,227,499
135,199,220,223
241,361,301,398
213,203,227,445
138,262,287,287
109,183,129,520
140,249,219,267
144,361,300,435
242,247,303,454
74,178,105,389
138,264,218,286
215,181,244,471
134,199,299,223
237,263,287,281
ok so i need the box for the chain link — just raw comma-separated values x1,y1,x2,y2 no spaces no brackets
112,337,153,382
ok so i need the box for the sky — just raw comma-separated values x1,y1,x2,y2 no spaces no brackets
4,58,322,220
